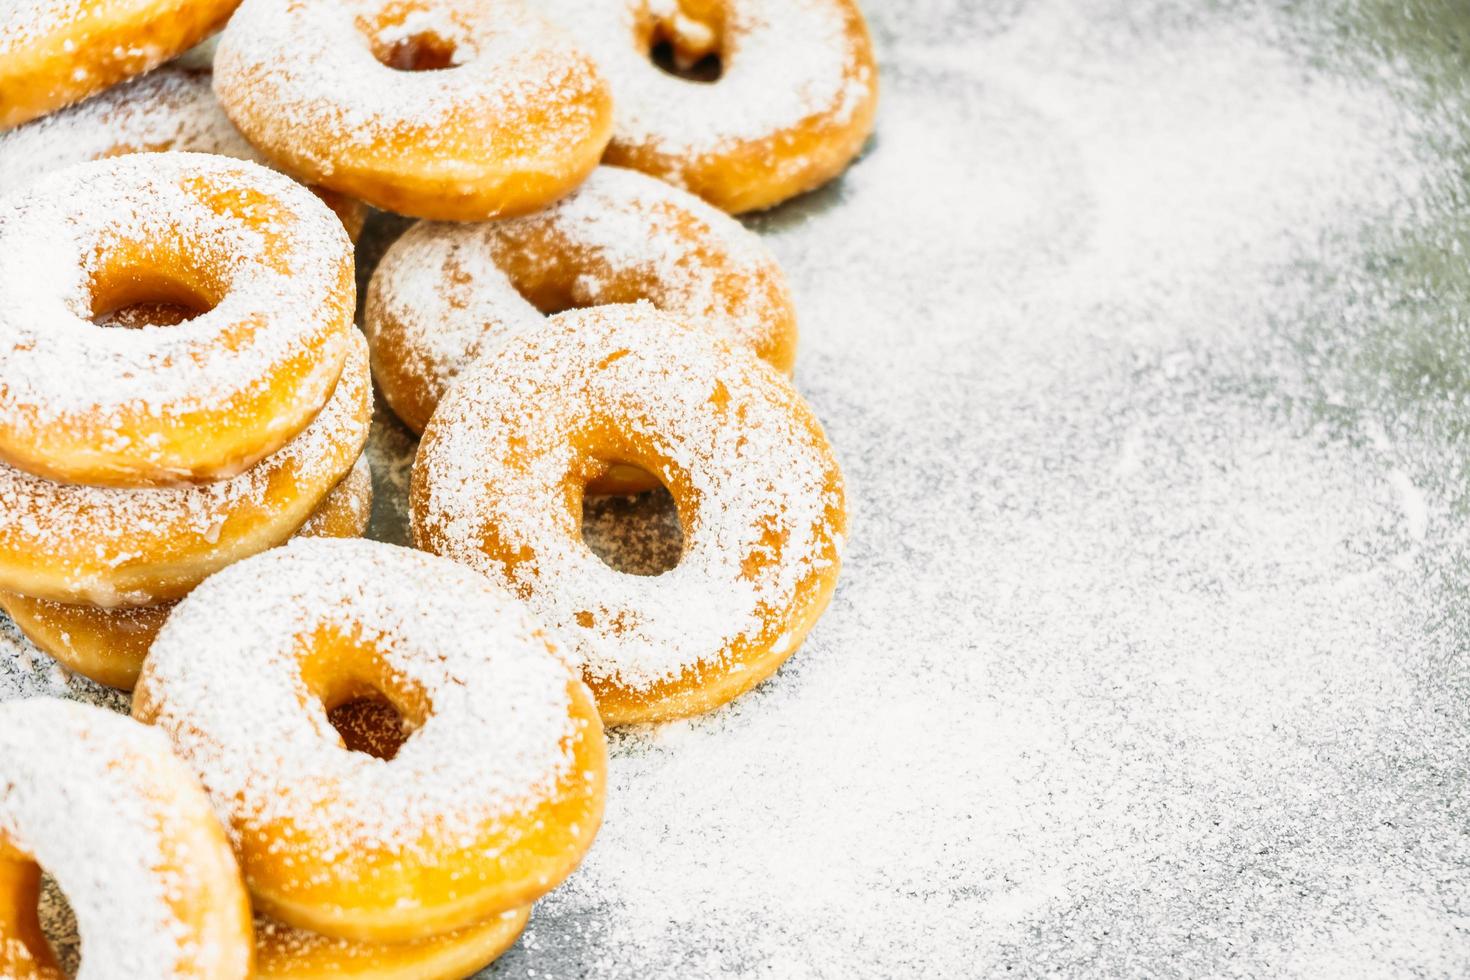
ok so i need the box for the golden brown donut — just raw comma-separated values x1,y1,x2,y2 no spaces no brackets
0,0,240,130
254,903,528,979
0,328,372,608
0,153,355,487
412,304,847,725
0,453,374,691
0,65,368,240
539,0,878,212
365,165,797,438
0,699,252,978
214,0,613,220
134,538,606,943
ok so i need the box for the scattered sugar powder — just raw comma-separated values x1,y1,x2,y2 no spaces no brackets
7,0,1470,975
141,538,579,867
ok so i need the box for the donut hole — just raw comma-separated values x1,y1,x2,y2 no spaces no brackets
327,696,413,761
581,482,685,576
37,873,80,977
647,6,725,83
373,30,461,72
300,632,430,761
88,265,219,330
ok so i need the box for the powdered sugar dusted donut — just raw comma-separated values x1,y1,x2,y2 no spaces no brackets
365,166,797,435
0,328,372,608
0,453,374,691
0,0,240,129
254,903,529,979
0,699,252,978
411,303,846,724
0,152,355,487
133,538,606,943
540,0,878,212
0,65,368,239
214,0,612,221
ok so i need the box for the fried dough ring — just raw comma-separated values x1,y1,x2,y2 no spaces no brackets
0,153,355,486
134,538,606,943
411,304,846,724
214,0,612,220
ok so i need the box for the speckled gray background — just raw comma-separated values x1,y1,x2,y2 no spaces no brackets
5,1,1470,976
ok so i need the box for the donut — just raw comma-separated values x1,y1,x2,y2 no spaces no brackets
365,165,797,439
538,0,879,212
0,699,252,978
214,0,613,221
133,538,606,943
0,65,368,240
411,303,847,725
0,152,356,487
0,327,372,608
0,453,374,691
0,0,240,130
255,906,529,980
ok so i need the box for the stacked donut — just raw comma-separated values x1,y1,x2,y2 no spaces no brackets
0,0,875,973
0,151,372,691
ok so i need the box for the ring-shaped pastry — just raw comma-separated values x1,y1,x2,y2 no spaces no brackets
0,699,252,978
0,0,240,129
0,328,372,608
0,453,374,690
214,0,613,220
540,0,878,212
0,66,368,240
0,152,356,486
411,303,847,725
365,165,797,437
133,538,606,943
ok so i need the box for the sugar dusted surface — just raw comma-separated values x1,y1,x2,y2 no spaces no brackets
141,538,576,861
0,152,350,451
0,66,260,189
414,303,842,691
0,699,220,977
541,0,872,159
0,329,370,603
368,166,791,417
7,0,1470,976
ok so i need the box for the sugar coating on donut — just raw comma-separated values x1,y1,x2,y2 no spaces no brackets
0,699,245,977
368,166,793,409
215,0,602,167
0,67,260,190
541,0,874,157
298,452,373,537
415,303,844,690
0,330,371,606
141,538,578,860
0,1,169,63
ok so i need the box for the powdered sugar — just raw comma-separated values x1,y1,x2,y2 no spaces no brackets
0,152,352,479
541,0,871,157
412,303,843,691
0,328,371,605
139,537,579,867
366,166,795,431
0,699,245,978
214,0,605,169
0,67,260,189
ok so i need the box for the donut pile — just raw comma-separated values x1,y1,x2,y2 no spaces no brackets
0,0,872,974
